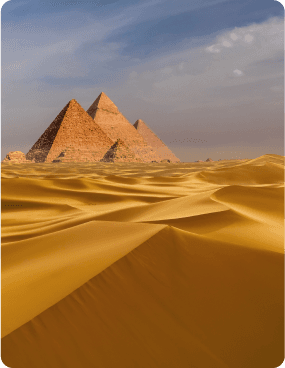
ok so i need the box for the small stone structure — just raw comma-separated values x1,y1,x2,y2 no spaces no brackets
2,151,33,163
101,139,142,163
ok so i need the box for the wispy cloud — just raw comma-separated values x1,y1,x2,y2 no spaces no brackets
121,17,283,109
2,0,283,88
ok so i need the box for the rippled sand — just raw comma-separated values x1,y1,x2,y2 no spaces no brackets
2,154,284,368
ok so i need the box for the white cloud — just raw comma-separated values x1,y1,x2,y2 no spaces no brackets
222,40,232,47
244,34,254,43
2,13,284,124
230,33,238,41
205,18,282,57
124,17,283,111
205,44,221,53
233,69,244,76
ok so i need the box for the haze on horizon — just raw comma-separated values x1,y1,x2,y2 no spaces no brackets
1,0,284,162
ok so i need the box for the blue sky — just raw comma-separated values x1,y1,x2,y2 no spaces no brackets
2,0,284,161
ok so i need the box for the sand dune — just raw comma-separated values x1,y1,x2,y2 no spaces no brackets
1,154,284,368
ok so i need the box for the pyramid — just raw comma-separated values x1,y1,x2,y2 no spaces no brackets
26,99,114,163
101,139,142,163
133,119,180,162
2,151,33,164
87,93,160,163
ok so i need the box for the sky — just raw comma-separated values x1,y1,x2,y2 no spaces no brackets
1,0,284,161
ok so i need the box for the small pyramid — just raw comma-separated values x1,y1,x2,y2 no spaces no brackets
26,99,114,163
2,151,31,164
87,93,159,163
133,119,180,163
101,139,141,163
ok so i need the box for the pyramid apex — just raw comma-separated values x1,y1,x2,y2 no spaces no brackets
134,119,145,129
87,92,119,117
69,98,79,105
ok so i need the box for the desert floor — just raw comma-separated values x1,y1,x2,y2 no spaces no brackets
1,154,284,368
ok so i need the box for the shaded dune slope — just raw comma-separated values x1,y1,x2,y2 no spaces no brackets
2,226,283,368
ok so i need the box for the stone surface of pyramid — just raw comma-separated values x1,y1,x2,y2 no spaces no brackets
87,93,160,163
52,146,100,163
133,119,180,162
26,99,114,163
100,139,142,163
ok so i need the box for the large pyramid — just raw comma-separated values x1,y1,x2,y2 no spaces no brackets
100,139,142,163
26,99,113,163
133,119,180,163
87,93,161,163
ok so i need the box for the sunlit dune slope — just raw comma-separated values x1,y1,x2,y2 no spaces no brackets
1,154,284,368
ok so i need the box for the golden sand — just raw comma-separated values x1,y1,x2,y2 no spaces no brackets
1,154,284,367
